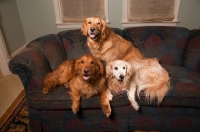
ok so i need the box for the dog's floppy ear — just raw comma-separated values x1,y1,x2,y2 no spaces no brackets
81,18,88,36
106,62,113,77
96,59,105,76
125,61,133,76
100,19,110,40
74,58,80,76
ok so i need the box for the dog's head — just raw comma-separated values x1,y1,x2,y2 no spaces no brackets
106,60,132,82
75,54,104,81
81,17,109,41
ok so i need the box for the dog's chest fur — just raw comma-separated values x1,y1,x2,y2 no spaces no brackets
88,41,116,62
71,77,105,98
87,33,124,63
107,76,131,92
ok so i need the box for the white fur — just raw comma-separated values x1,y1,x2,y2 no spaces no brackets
106,59,170,110
106,60,139,111
111,60,128,81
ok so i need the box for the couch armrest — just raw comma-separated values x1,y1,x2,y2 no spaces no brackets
9,47,52,93
9,34,67,93
183,29,200,73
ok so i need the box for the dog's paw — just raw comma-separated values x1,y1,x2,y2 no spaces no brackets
64,83,69,88
131,103,140,111
72,107,79,114
133,105,140,111
107,93,113,101
43,88,49,94
102,104,111,117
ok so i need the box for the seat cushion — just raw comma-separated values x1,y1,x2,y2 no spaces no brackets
123,26,190,66
136,65,200,108
26,86,130,111
27,65,200,111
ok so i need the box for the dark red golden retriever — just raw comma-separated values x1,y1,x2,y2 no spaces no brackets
43,54,111,117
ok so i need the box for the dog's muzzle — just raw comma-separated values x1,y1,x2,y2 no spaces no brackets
114,75,124,82
83,69,90,81
89,27,99,40
118,75,124,82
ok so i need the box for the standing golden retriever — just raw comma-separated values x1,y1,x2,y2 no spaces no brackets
81,17,170,105
43,54,112,117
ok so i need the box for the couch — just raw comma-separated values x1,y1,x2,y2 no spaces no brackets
9,26,200,132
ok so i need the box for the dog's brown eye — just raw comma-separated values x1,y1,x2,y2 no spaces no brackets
88,21,91,24
81,60,84,64
97,22,101,25
114,67,118,70
91,61,94,64
123,66,126,69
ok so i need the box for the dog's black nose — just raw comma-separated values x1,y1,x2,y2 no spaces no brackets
119,75,124,80
84,69,89,73
90,27,95,32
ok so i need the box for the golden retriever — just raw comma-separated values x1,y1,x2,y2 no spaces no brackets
106,59,170,108
81,17,144,63
81,17,170,105
43,54,112,117
106,60,139,110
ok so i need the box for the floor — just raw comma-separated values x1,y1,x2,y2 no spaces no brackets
0,70,24,125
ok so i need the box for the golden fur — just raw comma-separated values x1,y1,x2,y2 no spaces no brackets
43,54,111,117
81,17,170,105
81,17,144,63
106,60,139,110
106,59,170,107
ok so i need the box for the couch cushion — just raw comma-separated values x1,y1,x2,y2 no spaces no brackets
57,28,123,60
123,26,190,66
57,29,90,60
137,65,200,108
27,34,66,71
27,65,200,111
26,87,130,111
182,29,200,73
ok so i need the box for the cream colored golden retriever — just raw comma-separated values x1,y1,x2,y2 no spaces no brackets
106,59,170,108
43,54,112,117
81,17,170,105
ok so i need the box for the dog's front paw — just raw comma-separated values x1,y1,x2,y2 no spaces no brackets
133,105,140,111
102,104,111,117
72,107,79,114
107,92,113,101
64,83,69,88
131,103,140,111
72,102,80,114
43,87,49,94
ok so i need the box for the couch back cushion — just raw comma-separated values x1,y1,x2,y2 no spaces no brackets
123,26,190,66
57,28,123,60
57,29,90,60
27,34,66,71
182,29,200,73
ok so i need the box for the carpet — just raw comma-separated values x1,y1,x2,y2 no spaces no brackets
0,97,30,132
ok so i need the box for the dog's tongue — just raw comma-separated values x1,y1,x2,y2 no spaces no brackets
90,34,96,39
83,76,90,80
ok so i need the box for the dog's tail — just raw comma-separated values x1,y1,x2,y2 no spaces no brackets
136,66,170,105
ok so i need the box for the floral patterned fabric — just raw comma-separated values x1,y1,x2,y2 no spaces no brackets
9,26,200,132
182,29,200,73
123,26,190,66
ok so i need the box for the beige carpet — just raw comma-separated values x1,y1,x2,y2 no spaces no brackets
0,71,24,118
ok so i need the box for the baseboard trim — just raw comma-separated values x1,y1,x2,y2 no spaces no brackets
0,90,25,127
10,43,28,58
